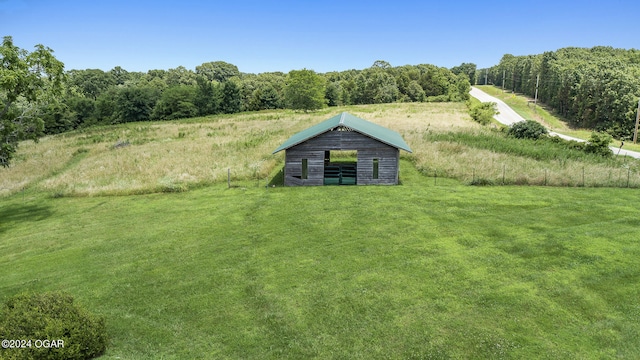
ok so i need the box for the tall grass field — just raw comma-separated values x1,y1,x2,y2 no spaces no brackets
1,103,640,358
1,102,639,197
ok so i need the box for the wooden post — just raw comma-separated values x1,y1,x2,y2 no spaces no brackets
633,98,640,144
534,74,540,113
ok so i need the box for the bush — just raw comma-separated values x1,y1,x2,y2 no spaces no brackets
467,99,498,125
469,177,495,186
508,120,548,140
585,132,613,157
0,292,107,360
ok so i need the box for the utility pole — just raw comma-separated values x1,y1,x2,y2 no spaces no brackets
502,70,505,91
634,98,640,144
534,74,540,112
485,69,488,85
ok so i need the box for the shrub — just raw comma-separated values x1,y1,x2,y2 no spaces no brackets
508,120,548,140
584,132,613,157
469,177,494,186
0,292,107,360
467,99,498,125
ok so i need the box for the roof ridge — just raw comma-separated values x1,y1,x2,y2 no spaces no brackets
272,112,412,154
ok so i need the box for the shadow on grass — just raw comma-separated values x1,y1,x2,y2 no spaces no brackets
0,203,53,234
268,167,284,187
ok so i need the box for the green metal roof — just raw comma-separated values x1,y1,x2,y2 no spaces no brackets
272,112,412,153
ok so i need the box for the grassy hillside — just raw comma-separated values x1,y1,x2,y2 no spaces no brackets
2,165,639,359
1,102,640,198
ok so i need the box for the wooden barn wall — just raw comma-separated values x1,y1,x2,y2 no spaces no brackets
357,148,399,185
284,150,324,186
290,130,389,151
283,130,402,186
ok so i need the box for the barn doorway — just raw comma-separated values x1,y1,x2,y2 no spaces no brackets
324,150,357,185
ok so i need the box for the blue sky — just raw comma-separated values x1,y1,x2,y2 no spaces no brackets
1,0,637,74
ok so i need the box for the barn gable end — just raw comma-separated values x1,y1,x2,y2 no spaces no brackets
273,113,412,186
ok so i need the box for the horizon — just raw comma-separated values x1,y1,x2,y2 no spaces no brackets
1,0,638,74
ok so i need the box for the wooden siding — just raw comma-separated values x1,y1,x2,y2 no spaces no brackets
283,130,401,186
290,130,394,151
357,148,399,185
284,150,324,186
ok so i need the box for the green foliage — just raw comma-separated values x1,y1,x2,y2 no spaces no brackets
221,80,242,114
68,69,114,100
112,87,160,123
94,89,118,124
585,131,613,157
508,119,548,140
324,81,342,106
152,86,198,120
33,57,476,134
195,61,240,83
428,130,613,163
0,292,106,360
450,62,477,85
405,80,426,102
1,36,65,166
194,76,222,116
165,66,197,87
284,69,326,111
488,47,640,138
247,82,282,111
452,73,471,101
467,98,498,125
42,101,75,134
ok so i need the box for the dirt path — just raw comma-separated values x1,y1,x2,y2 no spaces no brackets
469,87,640,159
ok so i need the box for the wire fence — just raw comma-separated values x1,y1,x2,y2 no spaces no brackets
428,165,640,188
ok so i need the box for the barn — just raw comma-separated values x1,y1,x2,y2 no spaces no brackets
272,112,412,186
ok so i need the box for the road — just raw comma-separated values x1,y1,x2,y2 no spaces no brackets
469,87,640,159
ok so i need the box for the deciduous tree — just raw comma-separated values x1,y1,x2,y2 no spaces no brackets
196,61,240,83
284,69,326,111
1,36,65,166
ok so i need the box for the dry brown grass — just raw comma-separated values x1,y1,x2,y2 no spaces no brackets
0,136,79,197
2,102,638,197
406,140,640,187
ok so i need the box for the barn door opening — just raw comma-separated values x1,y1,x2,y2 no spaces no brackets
324,150,357,185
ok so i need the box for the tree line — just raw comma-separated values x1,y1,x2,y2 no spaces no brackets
2,36,475,166
481,46,640,139
42,59,472,135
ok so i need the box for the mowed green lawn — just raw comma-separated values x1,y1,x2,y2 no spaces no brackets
1,163,639,359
